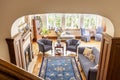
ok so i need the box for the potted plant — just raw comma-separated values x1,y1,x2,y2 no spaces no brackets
41,27,49,37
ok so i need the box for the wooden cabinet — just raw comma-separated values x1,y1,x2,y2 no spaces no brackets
97,33,120,80
32,17,42,41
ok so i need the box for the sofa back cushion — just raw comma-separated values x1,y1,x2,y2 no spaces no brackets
71,39,79,45
78,47,92,53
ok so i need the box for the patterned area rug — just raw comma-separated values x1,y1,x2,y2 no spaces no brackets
39,56,81,80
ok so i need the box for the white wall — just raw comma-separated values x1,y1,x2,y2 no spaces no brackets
11,17,25,37
103,17,114,37
0,0,120,62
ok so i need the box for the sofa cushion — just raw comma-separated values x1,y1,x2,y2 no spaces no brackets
67,45,76,52
44,45,52,51
78,54,90,67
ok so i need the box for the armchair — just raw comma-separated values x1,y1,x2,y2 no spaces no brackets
95,27,103,41
37,39,52,56
80,28,91,42
66,39,80,53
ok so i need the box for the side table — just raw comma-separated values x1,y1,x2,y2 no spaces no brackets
54,44,64,56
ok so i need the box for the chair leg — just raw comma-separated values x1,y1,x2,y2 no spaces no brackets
43,52,45,56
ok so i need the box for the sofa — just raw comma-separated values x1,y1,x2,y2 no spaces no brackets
78,47,99,80
60,31,75,41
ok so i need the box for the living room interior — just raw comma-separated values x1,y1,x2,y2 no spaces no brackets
0,0,120,80
3,13,114,80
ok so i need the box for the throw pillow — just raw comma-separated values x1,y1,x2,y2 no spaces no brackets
83,48,95,62
83,48,92,56
88,53,95,62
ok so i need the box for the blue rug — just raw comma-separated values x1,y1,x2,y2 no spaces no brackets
39,56,81,80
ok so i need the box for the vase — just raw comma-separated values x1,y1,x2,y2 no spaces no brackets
57,38,61,46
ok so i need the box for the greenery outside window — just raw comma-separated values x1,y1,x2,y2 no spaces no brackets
65,14,80,29
47,14,62,29
46,13,102,30
83,14,102,29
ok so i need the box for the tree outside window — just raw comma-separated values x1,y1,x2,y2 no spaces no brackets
83,14,102,29
47,14,102,30
55,15,61,28
47,14,62,29
65,14,79,29
48,14,54,29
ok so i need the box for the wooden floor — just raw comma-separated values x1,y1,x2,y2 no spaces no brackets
32,39,101,80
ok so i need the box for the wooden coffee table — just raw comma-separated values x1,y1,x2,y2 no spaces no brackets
54,43,64,56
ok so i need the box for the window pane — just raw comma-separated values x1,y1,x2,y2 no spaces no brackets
47,14,62,29
65,14,79,29
55,14,62,28
47,14,54,28
65,14,72,27
83,14,102,29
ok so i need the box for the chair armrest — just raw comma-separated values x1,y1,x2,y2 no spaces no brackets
88,67,97,80
37,42,45,52
75,41,80,47
66,40,71,47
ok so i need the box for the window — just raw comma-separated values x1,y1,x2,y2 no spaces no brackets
65,14,80,29
46,13,102,30
47,14,62,29
83,14,102,29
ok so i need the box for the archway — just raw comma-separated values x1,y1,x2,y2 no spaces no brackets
10,13,115,78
